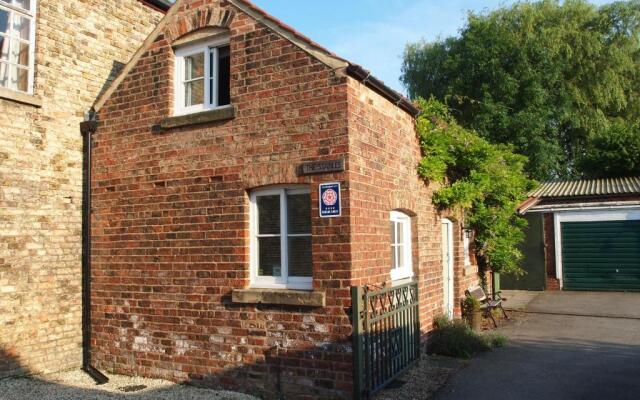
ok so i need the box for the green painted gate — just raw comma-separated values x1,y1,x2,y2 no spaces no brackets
351,282,420,399
561,220,640,291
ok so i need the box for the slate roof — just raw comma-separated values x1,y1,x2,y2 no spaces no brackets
529,177,640,198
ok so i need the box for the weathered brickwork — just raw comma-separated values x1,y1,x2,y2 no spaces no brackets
88,1,479,398
0,0,163,378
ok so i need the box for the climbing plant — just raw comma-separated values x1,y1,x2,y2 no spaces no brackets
417,98,538,275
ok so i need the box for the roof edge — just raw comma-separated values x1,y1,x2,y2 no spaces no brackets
346,64,420,117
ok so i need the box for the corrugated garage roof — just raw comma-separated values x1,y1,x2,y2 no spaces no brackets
529,177,640,198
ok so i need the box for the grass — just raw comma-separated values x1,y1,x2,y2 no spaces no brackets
428,315,507,359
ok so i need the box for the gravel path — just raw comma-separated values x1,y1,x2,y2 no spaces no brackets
0,370,259,400
374,355,467,400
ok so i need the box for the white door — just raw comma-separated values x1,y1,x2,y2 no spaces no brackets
441,219,454,317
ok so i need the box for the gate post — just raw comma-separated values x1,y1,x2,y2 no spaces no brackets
351,286,365,400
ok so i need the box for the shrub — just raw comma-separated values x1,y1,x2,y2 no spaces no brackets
484,333,507,348
428,315,507,359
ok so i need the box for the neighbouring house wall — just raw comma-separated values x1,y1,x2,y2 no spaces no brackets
90,1,353,398
0,0,163,378
345,78,477,333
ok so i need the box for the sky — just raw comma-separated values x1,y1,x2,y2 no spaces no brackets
251,0,614,94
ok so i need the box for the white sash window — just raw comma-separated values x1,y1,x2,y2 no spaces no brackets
0,0,36,93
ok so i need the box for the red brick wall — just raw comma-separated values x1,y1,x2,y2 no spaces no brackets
91,2,353,399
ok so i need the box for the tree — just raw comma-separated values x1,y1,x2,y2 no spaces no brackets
402,0,640,180
579,120,640,177
417,98,537,276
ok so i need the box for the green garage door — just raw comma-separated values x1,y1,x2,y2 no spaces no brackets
562,220,640,291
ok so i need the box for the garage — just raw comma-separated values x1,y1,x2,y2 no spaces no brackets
505,177,640,292
561,219,640,291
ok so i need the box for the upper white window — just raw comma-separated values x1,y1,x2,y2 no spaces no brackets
0,0,36,94
250,186,312,290
390,211,413,281
173,37,230,116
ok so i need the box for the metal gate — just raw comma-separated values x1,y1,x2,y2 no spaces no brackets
351,281,420,399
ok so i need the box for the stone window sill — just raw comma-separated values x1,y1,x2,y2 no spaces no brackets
232,288,326,307
160,105,236,130
0,87,42,108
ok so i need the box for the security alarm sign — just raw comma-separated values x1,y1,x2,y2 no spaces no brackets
319,182,341,218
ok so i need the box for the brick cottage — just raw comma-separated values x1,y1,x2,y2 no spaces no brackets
80,0,481,398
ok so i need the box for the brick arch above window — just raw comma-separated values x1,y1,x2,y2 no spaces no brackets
165,7,235,45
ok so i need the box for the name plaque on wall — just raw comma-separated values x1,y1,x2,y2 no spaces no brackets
298,159,344,176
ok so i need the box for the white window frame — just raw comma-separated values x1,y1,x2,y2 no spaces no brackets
250,186,312,290
390,211,414,281
173,36,229,116
0,0,37,94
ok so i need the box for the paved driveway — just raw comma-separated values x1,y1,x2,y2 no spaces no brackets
436,291,640,400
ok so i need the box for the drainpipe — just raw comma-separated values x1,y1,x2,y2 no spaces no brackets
80,110,109,385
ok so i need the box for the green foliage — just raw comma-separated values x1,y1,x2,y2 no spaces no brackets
579,120,640,177
463,296,481,314
428,315,507,359
484,332,508,348
403,0,640,180
417,98,537,275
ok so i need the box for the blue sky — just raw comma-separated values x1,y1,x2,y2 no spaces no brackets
251,0,614,93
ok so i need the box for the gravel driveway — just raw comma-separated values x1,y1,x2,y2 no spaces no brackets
0,370,259,400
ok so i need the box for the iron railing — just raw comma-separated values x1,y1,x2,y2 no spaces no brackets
351,281,420,399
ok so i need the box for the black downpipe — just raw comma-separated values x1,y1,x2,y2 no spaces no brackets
80,115,109,385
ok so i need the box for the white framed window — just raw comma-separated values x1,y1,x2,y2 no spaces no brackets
390,211,413,281
250,186,312,290
173,36,230,116
0,0,36,94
